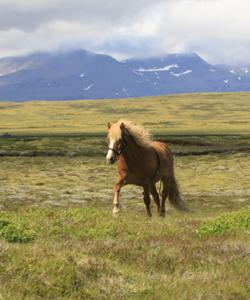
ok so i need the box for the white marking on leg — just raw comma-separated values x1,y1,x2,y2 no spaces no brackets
113,191,120,214
113,191,118,205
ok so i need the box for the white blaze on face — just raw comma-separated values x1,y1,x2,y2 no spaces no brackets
106,139,115,162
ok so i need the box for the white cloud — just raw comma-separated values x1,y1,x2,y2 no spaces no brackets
0,0,249,64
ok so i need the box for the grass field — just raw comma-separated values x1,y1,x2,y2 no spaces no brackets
0,92,250,135
0,92,250,299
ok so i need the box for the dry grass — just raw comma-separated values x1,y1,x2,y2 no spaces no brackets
0,92,250,135
0,153,249,212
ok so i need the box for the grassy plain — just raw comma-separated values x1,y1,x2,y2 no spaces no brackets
0,92,250,299
0,92,250,135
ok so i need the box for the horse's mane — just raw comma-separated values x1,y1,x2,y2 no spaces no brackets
117,119,153,148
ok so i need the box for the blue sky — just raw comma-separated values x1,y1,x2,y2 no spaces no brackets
0,0,249,64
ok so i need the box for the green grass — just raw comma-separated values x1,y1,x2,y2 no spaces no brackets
196,209,250,237
0,92,249,299
0,134,250,156
0,207,249,299
0,215,36,243
0,150,249,299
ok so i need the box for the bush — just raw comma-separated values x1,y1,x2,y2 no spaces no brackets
196,209,250,237
0,216,36,243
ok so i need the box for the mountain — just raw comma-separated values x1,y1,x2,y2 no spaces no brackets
0,49,249,101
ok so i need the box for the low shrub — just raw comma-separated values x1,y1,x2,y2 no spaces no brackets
0,216,36,243
196,209,250,237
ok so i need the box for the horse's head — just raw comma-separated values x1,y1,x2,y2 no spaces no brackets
106,121,127,164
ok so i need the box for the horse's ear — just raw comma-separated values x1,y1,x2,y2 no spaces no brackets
120,122,125,130
107,122,111,129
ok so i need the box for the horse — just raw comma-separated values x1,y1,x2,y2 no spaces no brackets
106,119,187,216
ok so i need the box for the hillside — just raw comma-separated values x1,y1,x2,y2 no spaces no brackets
0,50,250,101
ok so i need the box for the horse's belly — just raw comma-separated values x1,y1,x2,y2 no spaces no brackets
124,172,153,186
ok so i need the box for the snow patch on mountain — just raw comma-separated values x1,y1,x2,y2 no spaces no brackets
84,84,93,91
171,70,192,77
134,64,179,72
133,70,144,76
242,67,248,74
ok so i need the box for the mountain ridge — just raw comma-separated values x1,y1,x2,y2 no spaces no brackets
0,49,249,101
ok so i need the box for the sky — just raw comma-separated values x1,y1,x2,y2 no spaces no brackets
0,0,249,64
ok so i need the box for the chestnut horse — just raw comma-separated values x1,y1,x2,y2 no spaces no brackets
106,120,187,216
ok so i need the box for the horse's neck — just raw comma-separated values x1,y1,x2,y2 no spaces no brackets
122,136,144,166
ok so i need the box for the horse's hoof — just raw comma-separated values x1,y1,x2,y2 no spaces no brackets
160,211,166,217
112,206,120,214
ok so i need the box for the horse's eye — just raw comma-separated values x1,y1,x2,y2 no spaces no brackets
117,140,122,149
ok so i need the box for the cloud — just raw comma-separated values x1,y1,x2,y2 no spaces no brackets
0,0,167,30
0,0,249,64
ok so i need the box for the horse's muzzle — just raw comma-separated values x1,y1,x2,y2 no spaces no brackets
109,156,116,164
106,155,116,164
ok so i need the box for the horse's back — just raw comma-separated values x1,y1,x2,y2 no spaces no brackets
151,141,174,177
151,140,172,156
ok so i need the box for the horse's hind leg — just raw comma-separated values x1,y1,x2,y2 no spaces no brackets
150,184,161,216
161,177,169,217
143,185,152,217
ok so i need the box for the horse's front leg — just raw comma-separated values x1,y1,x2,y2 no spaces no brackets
113,178,124,214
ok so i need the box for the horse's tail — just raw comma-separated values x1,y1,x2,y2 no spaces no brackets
167,174,188,212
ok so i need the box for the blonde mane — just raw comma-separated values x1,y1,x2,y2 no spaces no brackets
117,119,153,148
